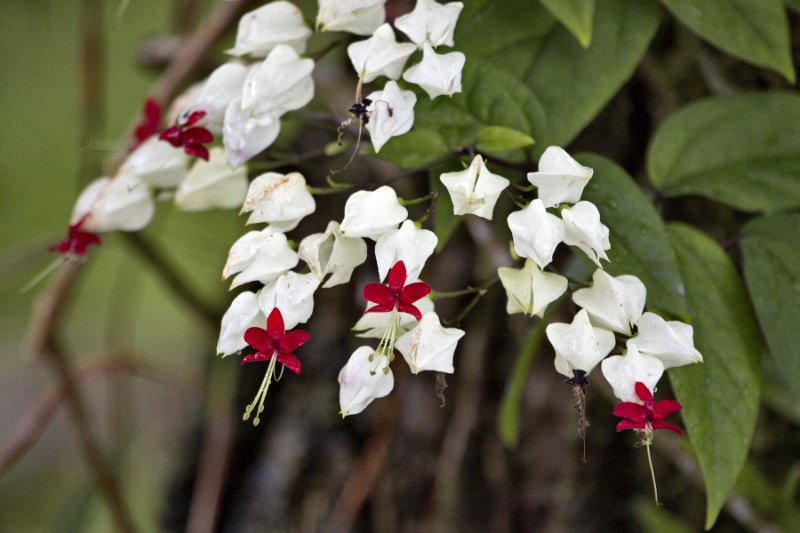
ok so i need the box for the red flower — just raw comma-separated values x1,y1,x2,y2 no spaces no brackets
242,308,310,374
159,110,213,161
132,98,162,149
612,382,684,435
50,216,101,257
363,261,431,321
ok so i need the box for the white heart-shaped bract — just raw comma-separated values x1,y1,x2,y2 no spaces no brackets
338,346,394,417
240,171,316,231
629,312,703,368
561,201,610,267
375,220,437,282
395,0,464,48
601,343,665,403
120,136,188,189
339,185,408,240
217,291,264,356
347,23,416,83
572,269,646,336
440,155,509,220
257,271,320,329
507,199,565,270
546,309,616,378
317,0,386,35
527,146,593,207
298,221,368,288
395,311,464,374
498,259,568,318
222,228,299,288
175,147,248,211
402,43,464,99
364,81,417,153
227,2,312,57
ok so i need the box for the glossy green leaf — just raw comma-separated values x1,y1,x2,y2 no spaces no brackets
376,129,451,169
475,126,535,154
459,0,660,149
539,0,595,47
787,0,800,13
648,92,800,213
578,153,687,320
660,0,795,82
668,223,762,529
741,213,800,392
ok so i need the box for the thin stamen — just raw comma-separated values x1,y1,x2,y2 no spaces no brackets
243,353,278,426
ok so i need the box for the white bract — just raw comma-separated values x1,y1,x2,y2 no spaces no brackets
339,185,408,240
375,220,437,282
72,174,154,233
217,291,264,356
561,201,610,267
498,259,567,318
192,62,248,131
120,136,188,188
507,199,565,270
298,221,368,288
240,45,314,117
222,228,299,288
227,2,312,57
240,172,316,231
317,0,386,35
547,309,616,378
352,297,433,338
347,23,416,82
528,146,593,207
175,147,248,211
223,97,281,167
402,44,465,99
440,155,509,220
629,312,703,368
257,272,320,329
601,343,665,403
395,0,464,48
395,311,464,374
364,81,416,153
338,346,394,417
572,269,646,336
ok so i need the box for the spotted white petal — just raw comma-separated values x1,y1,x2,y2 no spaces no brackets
395,311,464,374
364,81,416,153
217,291,264,356
507,199,565,270
440,155,509,220
629,312,703,368
546,309,616,377
601,343,665,403
240,171,316,231
347,23,416,82
338,346,394,417
395,0,464,48
175,147,248,211
498,259,568,318
527,146,593,207
572,269,646,336
227,2,312,57
339,185,408,240
402,43,464,99
561,201,610,267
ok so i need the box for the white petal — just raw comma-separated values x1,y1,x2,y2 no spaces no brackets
440,155,509,220
402,44,464,99
527,146,593,207
395,311,464,374
561,201,610,267
241,45,315,116
120,136,188,188
364,81,416,153
339,185,408,240
316,0,386,35
629,312,703,368
222,228,299,288
79,173,155,232
175,147,248,211
352,297,433,338
546,309,615,377
507,199,564,269
338,346,394,417
375,219,437,281
572,269,646,335
256,271,320,329
227,2,312,57
298,220,368,288
217,291,264,356
240,171,316,230
347,23,416,82
223,98,281,167
193,62,249,131
395,0,463,48
498,259,567,318
601,344,665,403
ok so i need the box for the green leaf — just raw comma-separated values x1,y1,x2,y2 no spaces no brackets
459,0,660,149
475,126,535,154
787,0,800,13
659,0,795,82
578,153,687,320
741,213,800,392
376,129,450,169
648,92,800,213
631,497,694,533
539,0,595,47
668,223,762,529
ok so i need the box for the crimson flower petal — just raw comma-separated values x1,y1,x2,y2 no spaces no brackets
363,283,394,305
651,421,684,435
364,303,396,315
397,301,423,320
612,402,647,422
616,419,646,432
266,308,285,338
185,144,210,161
276,352,302,374
160,127,183,147
401,282,431,304
653,399,683,419
280,330,310,353
387,261,407,292
184,110,207,126
184,127,214,145
634,381,654,402
241,351,272,365
244,326,272,352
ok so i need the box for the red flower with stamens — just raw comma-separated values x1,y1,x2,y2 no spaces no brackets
363,261,431,320
242,308,310,374
159,110,213,161
612,381,684,435
50,216,101,257
132,98,162,149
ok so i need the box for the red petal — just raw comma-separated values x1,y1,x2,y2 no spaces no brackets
612,402,647,422
401,282,431,304
364,303,395,315
634,382,653,402
144,98,161,124
244,327,272,352
241,351,272,365
185,144,210,161
266,308,285,338
653,399,683,419
651,421,684,435
616,419,646,432
280,330,310,353
185,110,207,126
159,127,183,147
387,261,407,292
277,352,302,374
183,127,213,145
363,283,394,306
397,301,422,320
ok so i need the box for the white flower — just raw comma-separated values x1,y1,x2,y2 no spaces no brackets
440,155,509,220
375,220,437,282
561,201,610,267
222,228,299,288
192,62,248,131
217,291,264,356
339,185,408,240
120,136,188,188
395,0,464,48
298,221,368,288
240,171,316,231
227,2,312,57
364,81,416,153
352,297,433,338
507,199,564,270
629,312,703,368
402,43,464,99
572,269,646,336
498,259,567,318
257,271,320,329
73,174,154,232
338,346,394,417
222,97,281,167
347,23,416,82
317,0,386,35
601,343,665,403
527,146,593,207
175,147,248,211
240,45,315,117
547,309,615,378
395,311,464,374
